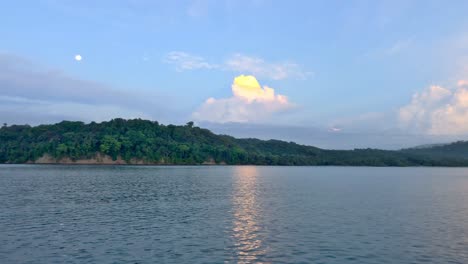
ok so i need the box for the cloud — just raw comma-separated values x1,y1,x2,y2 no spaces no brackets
327,111,400,137
0,96,151,125
225,54,311,80
384,38,413,55
164,51,218,71
192,75,293,123
201,122,457,150
0,52,170,125
458,80,468,86
363,38,413,59
186,0,210,18
164,51,310,80
399,81,468,135
329,127,342,132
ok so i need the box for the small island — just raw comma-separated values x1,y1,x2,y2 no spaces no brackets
1,118,467,166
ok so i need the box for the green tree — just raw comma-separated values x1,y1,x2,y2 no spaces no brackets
56,143,68,157
99,135,121,159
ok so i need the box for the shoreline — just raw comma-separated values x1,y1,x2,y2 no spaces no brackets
2,163,468,168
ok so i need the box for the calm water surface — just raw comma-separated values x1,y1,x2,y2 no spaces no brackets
1,165,468,263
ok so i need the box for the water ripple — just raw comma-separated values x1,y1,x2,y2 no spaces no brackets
1,165,468,263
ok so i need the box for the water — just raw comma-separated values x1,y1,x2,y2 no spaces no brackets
1,165,468,263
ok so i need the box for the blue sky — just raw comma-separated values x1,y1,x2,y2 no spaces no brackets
2,0,468,149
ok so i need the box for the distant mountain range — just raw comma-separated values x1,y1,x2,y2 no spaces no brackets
1,118,467,166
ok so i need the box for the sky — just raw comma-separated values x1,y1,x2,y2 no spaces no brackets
1,0,468,149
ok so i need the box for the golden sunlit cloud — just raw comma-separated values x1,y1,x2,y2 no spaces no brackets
192,75,293,123
232,75,289,104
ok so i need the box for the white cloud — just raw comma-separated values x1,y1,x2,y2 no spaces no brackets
192,75,293,123
225,54,311,80
384,38,413,55
164,51,310,80
329,127,342,132
399,80,468,135
164,51,218,71
363,38,413,59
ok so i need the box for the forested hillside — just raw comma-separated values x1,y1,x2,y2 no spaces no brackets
402,141,468,159
1,118,467,166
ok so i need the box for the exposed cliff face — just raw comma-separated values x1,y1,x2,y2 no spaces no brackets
32,153,225,165
34,153,148,165
201,158,216,165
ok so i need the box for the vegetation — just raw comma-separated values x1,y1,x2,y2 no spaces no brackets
1,118,468,166
401,141,468,160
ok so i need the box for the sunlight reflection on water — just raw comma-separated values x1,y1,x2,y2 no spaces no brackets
230,166,269,264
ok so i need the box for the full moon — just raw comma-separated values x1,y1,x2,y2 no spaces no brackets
74,54,82,61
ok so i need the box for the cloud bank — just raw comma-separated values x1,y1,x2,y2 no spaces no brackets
399,81,468,135
164,52,310,80
192,75,293,123
0,53,168,125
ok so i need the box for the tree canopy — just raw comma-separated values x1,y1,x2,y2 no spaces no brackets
1,118,467,166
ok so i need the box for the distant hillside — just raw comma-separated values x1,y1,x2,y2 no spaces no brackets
407,143,449,149
1,118,468,166
402,141,468,159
